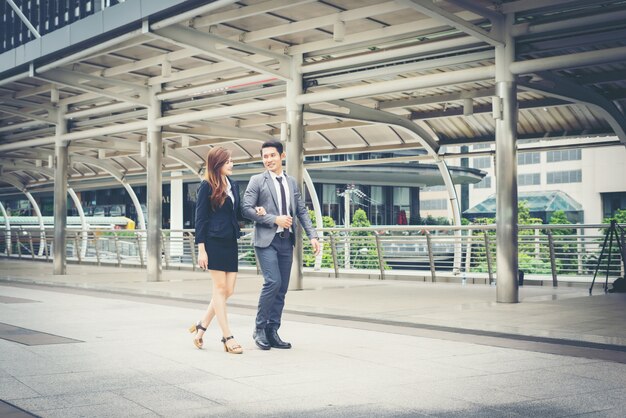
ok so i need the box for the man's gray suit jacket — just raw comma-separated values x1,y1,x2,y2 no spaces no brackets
242,171,318,248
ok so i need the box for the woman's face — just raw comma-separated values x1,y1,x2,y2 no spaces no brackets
220,156,234,176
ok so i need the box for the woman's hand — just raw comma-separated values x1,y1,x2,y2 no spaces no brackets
198,249,208,270
255,206,266,216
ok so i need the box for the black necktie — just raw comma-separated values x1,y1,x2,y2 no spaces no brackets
276,176,289,238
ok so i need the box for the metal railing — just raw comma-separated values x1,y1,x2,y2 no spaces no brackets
0,224,624,286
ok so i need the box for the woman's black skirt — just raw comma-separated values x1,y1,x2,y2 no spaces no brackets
206,237,239,272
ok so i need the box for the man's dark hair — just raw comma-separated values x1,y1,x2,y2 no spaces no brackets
261,141,283,156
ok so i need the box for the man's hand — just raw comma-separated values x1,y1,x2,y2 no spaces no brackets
255,206,266,216
310,238,321,255
275,215,293,229
198,249,208,270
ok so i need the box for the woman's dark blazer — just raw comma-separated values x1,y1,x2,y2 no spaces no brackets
194,177,242,245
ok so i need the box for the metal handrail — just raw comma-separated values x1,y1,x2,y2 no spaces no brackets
0,224,623,285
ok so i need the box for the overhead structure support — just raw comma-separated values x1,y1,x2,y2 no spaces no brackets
396,0,503,46
303,169,323,271
519,72,626,146
0,202,10,256
305,100,462,273
69,155,146,231
35,69,150,106
53,104,68,274
68,188,88,258
147,87,163,281
286,55,306,290
494,14,519,303
152,25,291,80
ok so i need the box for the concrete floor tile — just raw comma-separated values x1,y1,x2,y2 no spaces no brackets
0,377,40,400
497,391,622,417
10,391,125,412
113,385,218,413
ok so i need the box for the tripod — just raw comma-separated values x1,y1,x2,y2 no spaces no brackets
589,220,626,294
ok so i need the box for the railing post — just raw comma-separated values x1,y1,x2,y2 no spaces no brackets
5,230,11,256
425,232,436,282
74,232,81,264
136,233,144,268
114,232,121,267
577,227,583,274
16,230,22,259
464,231,473,275
43,233,49,261
547,230,558,287
374,234,385,280
94,233,101,266
620,231,626,277
330,234,339,278
162,232,169,270
27,231,35,259
187,232,197,271
484,231,494,285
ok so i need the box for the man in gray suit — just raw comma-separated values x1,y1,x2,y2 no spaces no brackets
242,141,321,350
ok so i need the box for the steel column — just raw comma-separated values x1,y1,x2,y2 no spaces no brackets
53,104,68,274
495,15,519,303
146,87,163,281
286,54,305,290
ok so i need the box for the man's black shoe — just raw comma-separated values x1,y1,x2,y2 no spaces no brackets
253,328,271,350
267,328,292,349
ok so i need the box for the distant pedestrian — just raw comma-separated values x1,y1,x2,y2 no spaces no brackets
189,147,264,354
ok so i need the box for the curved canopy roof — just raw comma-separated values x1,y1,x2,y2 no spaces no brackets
1,0,626,195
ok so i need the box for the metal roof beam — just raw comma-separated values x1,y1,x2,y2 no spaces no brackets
191,0,315,28
164,124,274,142
152,25,290,80
443,0,502,23
0,105,55,124
34,69,150,107
519,72,626,146
394,0,502,46
288,11,480,55
378,87,495,110
502,0,593,14
241,1,406,43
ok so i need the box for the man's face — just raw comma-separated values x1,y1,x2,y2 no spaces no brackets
261,146,284,174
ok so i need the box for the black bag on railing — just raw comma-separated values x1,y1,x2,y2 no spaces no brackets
608,277,626,293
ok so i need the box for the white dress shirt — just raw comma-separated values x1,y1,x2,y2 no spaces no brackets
225,177,234,203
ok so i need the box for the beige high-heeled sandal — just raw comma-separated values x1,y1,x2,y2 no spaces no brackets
188,321,207,349
221,336,243,354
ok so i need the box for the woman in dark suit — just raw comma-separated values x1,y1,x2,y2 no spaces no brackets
189,146,246,354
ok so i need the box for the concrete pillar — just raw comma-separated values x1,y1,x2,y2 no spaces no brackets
147,86,163,281
53,103,68,275
495,14,519,303
170,171,184,259
286,54,305,290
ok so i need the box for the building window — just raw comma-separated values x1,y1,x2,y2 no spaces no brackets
518,173,540,186
473,157,491,169
547,170,582,184
421,199,447,210
547,148,581,162
472,143,491,150
518,152,540,165
473,176,492,189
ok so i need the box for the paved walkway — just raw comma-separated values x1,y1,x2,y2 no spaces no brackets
1,259,626,417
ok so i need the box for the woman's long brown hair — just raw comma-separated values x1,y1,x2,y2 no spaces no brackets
204,147,231,210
